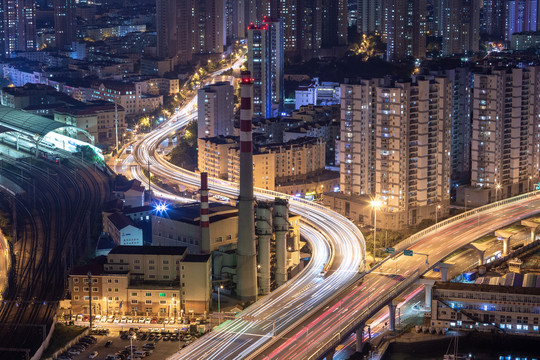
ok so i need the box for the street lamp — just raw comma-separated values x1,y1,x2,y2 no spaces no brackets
435,204,441,224
370,198,382,264
218,285,223,325
130,333,136,359
496,183,501,202
529,176,532,192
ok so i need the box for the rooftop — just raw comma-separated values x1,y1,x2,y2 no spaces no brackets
182,254,211,263
107,212,136,231
434,281,540,296
109,245,188,256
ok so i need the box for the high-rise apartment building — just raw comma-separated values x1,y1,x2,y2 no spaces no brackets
197,82,235,138
2,0,36,57
54,0,76,49
505,0,539,41
156,0,224,64
340,76,452,229
247,18,284,118
428,66,473,188
442,0,480,56
321,0,348,47
483,0,506,39
386,0,427,61
470,65,540,198
357,0,387,36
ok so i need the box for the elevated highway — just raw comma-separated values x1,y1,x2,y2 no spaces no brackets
128,61,540,359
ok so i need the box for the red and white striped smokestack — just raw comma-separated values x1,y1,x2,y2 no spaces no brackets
236,71,257,301
200,172,210,252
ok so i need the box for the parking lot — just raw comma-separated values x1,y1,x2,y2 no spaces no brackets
60,328,201,360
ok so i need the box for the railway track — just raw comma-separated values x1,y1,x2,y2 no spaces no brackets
0,155,110,359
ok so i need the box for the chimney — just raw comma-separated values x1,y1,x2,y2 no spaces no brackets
236,71,258,301
200,172,210,253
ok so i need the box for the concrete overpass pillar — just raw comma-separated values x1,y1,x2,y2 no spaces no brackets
495,230,513,256
356,324,364,353
388,301,396,331
521,220,540,244
438,262,452,282
419,279,437,309
465,244,485,266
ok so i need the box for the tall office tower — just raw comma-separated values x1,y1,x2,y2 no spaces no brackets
505,0,539,41
357,0,387,35
2,0,36,57
471,65,540,197
483,0,506,38
54,0,76,49
236,71,257,301
386,0,427,61
197,82,235,138
442,0,480,56
247,18,284,118
321,0,348,47
340,76,452,228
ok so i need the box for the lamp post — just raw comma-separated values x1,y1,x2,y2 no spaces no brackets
529,176,532,192
370,199,382,264
435,204,441,224
218,285,223,325
496,183,501,202
130,334,136,360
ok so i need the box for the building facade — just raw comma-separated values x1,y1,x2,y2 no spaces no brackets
470,65,540,199
2,0,36,57
442,0,481,56
386,0,427,61
197,82,234,138
247,18,284,119
431,282,540,335
340,76,452,229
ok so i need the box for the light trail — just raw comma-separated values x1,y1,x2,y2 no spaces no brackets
124,58,367,359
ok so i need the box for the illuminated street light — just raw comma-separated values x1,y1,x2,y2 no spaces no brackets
496,183,501,202
436,204,441,223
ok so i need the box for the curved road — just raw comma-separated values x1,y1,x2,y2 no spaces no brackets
126,70,366,359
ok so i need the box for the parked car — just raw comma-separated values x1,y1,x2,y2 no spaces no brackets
105,340,113,347
89,351,99,359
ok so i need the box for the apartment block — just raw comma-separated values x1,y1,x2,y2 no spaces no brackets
340,76,452,229
442,0,481,56
197,82,234,138
470,65,540,199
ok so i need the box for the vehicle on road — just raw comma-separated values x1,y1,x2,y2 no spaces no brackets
89,351,98,358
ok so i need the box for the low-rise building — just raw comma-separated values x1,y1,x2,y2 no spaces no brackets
431,281,540,335
103,213,144,246
151,203,238,253
68,247,212,316
197,136,237,179
112,179,145,208
91,80,163,116
295,78,341,109
140,57,174,77
54,102,127,147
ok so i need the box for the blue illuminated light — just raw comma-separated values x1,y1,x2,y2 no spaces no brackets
154,201,168,213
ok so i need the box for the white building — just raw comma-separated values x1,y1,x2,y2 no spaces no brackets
197,82,234,138
295,78,341,109
103,213,144,246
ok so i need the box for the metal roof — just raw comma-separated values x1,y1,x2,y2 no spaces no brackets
0,105,74,140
